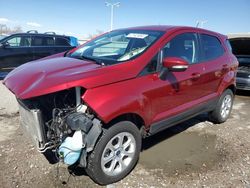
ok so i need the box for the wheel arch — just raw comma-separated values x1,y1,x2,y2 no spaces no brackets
105,113,146,134
226,84,236,94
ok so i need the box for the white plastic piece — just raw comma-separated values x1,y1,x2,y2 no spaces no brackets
70,130,83,150
126,33,148,39
58,130,83,165
77,104,87,113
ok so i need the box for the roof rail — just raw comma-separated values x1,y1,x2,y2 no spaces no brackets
44,31,56,35
27,30,38,34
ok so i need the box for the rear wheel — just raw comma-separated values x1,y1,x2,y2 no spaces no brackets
85,121,141,185
209,89,234,123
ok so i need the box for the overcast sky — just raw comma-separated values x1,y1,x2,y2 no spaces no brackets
0,0,249,38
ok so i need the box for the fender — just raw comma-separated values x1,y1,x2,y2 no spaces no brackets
82,79,151,127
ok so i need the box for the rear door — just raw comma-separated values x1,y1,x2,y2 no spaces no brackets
198,33,227,96
0,35,32,73
30,35,56,60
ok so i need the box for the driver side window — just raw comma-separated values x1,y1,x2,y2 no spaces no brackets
163,33,198,64
6,37,21,47
6,36,31,47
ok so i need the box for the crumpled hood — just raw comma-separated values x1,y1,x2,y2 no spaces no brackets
3,56,138,99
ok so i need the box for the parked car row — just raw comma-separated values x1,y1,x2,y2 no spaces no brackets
0,31,79,79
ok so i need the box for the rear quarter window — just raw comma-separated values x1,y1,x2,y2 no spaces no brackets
225,39,232,52
55,37,70,46
200,34,224,61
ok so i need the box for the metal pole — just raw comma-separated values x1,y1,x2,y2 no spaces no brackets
196,20,208,28
111,5,114,31
106,2,120,31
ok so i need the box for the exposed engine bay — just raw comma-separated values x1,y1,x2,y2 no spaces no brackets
18,87,102,167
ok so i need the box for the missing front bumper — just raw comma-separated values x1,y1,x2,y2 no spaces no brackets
18,101,47,150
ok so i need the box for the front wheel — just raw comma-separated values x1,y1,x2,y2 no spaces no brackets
209,89,234,123
85,121,141,185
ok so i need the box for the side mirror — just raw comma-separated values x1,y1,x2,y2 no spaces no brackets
0,42,9,48
162,57,189,72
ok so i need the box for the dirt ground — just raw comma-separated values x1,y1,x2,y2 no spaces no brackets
0,82,250,188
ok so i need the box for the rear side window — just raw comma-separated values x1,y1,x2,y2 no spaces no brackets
200,34,224,61
31,36,56,46
44,36,55,46
55,37,70,46
31,36,43,46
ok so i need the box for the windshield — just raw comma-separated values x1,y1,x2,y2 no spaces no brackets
68,30,164,65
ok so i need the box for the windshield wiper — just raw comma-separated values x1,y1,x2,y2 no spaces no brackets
79,55,105,66
64,50,70,57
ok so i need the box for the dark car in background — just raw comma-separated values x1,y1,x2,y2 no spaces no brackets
229,34,250,90
0,31,79,79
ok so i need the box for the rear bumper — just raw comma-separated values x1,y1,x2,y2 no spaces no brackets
18,101,47,150
236,77,250,90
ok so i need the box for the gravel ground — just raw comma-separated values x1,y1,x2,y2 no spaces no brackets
0,82,250,188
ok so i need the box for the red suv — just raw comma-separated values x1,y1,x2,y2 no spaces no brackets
3,26,238,185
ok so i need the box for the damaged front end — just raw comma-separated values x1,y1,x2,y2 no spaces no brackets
18,87,102,166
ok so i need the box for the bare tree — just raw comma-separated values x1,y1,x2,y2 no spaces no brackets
0,24,7,34
11,26,23,34
0,24,23,35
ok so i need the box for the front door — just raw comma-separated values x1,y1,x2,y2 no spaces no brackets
144,32,206,126
0,35,32,76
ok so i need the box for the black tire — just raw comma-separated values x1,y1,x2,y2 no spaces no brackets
209,89,234,123
85,121,141,185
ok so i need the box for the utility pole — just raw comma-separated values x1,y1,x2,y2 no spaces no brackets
0,24,7,35
105,1,120,31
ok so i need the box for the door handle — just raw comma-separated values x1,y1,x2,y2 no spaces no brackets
191,72,201,80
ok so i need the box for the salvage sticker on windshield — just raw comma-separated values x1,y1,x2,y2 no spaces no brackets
126,33,148,39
